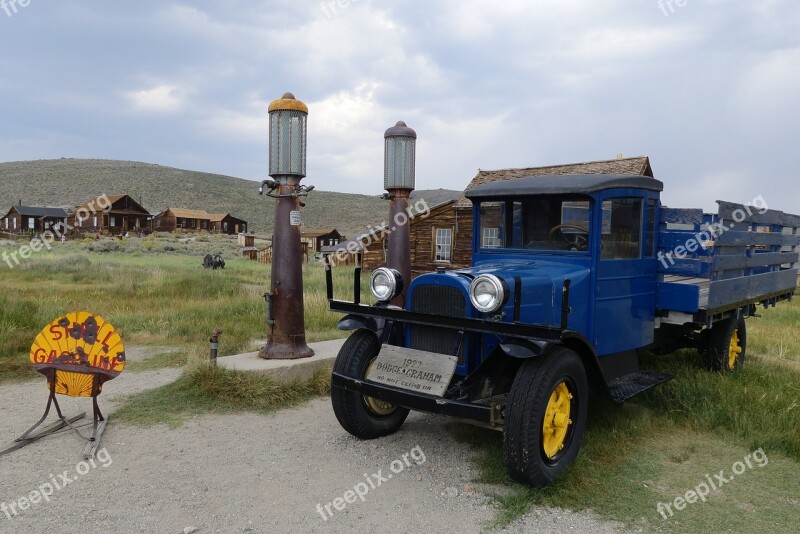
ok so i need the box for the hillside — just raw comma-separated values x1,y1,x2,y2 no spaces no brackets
0,159,462,237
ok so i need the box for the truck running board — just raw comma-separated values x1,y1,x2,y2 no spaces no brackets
607,371,673,404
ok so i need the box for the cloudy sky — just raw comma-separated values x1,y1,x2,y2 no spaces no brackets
1,0,798,212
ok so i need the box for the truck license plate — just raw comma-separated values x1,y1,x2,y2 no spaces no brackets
365,345,458,397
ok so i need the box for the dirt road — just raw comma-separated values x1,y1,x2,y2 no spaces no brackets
0,371,626,533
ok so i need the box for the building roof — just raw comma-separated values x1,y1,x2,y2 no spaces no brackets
321,239,365,254
6,205,69,218
465,174,663,199
465,156,653,191
301,227,338,238
208,213,229,222
76,195,149,215
161,208,212,219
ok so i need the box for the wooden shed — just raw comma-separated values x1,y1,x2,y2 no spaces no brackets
301,227,343,253
320,200,470,275
210,213,248,235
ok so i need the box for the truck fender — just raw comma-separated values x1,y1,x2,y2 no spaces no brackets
337,311,403,346
337,314,381,332
499,338,552,359
560,335,613,400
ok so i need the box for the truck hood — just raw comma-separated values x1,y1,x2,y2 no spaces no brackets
410,260,590,328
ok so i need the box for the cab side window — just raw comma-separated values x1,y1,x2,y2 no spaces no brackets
601,198,642,260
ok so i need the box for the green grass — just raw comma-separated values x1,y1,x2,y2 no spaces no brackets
114,364,331,427
454,301,800,532
0,246,368,382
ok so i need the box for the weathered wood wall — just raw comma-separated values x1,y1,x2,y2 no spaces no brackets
153,211,178,232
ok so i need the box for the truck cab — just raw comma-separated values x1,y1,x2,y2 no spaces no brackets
326,173,799,486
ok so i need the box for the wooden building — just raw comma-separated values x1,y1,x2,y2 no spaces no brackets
210,213,248,235
301,227,343,253
153,208,211,232
239,233,258,260
69,195,151,234
153,209,248,234
2,205,69,234
323,156,654,279
321,200,471,276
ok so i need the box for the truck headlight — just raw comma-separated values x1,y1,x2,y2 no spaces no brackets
370,268,403,302
470,274,507,313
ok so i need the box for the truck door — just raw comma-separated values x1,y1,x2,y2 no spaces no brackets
593,197,658,356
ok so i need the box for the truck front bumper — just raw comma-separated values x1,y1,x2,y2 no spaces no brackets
331,371,493,425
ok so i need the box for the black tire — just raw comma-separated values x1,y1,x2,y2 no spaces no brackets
709,315,746,374
331,329,410,439
503,347,589,487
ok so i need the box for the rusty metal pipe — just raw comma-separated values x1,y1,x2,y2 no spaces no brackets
386,188,412,306
210,328,222,366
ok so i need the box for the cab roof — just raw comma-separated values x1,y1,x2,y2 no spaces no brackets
464,174,663,199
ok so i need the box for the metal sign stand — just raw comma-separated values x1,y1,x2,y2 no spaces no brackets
1,371,109,460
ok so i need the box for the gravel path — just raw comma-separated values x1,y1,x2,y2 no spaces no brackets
0,371,627,534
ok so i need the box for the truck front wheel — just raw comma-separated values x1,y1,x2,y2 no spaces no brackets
331,329,410,439
709,315,747,374
503,348,588,487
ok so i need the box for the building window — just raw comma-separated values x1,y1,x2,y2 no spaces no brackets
482,227,501,248
92,216,98,227
434,227,453,262
28,218,35,230
110,216,116,227
3,218,7,229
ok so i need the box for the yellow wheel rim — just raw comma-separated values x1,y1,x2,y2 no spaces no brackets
728,328,742,370
363,359,397,416
542,381,573,459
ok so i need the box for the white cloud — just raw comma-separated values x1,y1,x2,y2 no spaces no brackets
125,85,185,113
1,0,799,210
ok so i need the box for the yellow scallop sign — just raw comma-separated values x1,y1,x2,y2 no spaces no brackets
30,312,126,397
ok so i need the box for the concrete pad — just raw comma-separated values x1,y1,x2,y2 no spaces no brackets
217,338,346,384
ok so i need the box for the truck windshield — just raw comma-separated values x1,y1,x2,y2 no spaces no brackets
478,196,597,251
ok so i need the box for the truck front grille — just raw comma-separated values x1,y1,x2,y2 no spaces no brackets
409,285,467,363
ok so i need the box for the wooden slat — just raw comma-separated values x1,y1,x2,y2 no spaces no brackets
714,231,797,246
658,258,710,277
706,269,798,309
716,201,787,225
713,252,800,271
661,207,705,225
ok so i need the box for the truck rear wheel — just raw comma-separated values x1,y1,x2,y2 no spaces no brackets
331,329,410,439
709,315,747,374
503,347,588,487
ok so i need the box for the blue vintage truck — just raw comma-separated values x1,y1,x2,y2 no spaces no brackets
325,174,799,486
